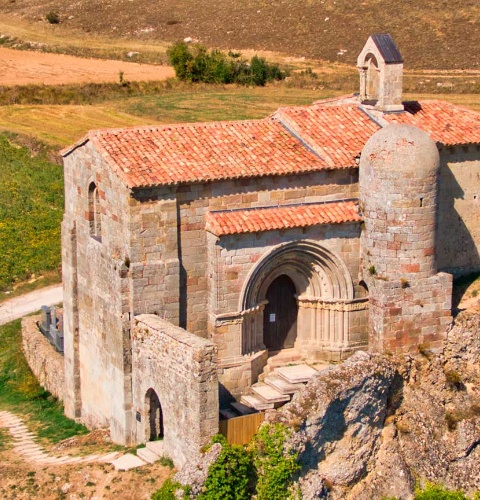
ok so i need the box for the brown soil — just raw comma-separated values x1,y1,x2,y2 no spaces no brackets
0,47,174,86
0,0,479,70
0,433,172,500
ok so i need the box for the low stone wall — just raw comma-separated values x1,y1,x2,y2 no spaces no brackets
131,314,219,467
21,315,65,401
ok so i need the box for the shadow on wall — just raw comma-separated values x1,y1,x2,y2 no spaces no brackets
436,158,480,277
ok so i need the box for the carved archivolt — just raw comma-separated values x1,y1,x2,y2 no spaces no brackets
241,240,354,311
238,240,367,355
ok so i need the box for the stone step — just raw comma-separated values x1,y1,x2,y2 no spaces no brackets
230,402,256,416
112,453,147,471
265,348,303,369
251,383,291,404
264,373,305,395
275,364,318,384
146,440,164,457
137,446,160,464
241,395,274,411
220,408,239,420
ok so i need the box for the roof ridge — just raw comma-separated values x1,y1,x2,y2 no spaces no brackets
209,198,359,214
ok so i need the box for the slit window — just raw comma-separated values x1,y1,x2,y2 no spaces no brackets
88,182,102,240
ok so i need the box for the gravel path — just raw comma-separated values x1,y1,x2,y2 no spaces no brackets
0,284,63,326
0,410,121,465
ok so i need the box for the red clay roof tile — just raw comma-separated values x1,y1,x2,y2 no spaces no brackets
205,200,361,236
383,100,480,146
87,120,330,189
273,104,381,167
62,97,480,189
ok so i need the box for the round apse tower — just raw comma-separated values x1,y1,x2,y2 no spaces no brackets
360,123,440,281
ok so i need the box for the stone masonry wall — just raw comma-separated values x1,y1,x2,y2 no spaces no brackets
437,145,480,276
131,315,218,467
63,141,134,443
21,315,65,401
175,168,358,337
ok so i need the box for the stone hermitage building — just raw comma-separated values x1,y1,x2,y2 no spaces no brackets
60,35,480,462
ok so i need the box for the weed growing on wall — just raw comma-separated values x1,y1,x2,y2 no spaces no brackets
414,482,479,499
199,434,254,500
167,42,286,86
151,478,191,500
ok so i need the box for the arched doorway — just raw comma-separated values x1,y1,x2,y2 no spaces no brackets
263,275,298,350
145,388,163,441
240,240,359,357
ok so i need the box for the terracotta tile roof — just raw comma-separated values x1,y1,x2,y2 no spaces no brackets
273,103,381,167
61,96,480,189
383,100,480,146
82,119,330,189
205,200,362,236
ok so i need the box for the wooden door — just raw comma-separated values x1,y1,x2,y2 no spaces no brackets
263,275,298,350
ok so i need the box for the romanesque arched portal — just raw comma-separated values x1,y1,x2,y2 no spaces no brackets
240,240,367,361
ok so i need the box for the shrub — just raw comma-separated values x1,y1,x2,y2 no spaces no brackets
252,423,300,500
199,436,254,500
151,478,190,500
414,482,468,499
167,42,286,86
45,11,60,24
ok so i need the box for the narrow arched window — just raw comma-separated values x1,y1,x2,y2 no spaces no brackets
88,182,102,240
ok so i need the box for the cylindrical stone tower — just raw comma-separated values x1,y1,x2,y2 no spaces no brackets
360,124,452,354
360,124,439,279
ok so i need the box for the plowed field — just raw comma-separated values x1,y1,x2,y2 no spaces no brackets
0,47,173,85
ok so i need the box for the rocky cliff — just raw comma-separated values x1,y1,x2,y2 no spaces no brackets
272,311,480,499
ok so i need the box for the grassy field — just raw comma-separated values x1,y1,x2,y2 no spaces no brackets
0,319,87,442
0,134,63,292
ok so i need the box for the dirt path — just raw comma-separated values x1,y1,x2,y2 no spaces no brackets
0,47,174,85
0,284,62,325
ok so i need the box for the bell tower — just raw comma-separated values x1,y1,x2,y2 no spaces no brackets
357,34,404,112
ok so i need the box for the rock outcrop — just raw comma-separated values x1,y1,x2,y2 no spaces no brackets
177,312,480,499
274,312,480,499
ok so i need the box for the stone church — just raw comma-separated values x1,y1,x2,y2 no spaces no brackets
61,35,480,464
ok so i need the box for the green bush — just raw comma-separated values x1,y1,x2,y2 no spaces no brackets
151,478,190,500
199,435,254,500
167,42,286,86
46,11,60,24
414,483,468,500
252,423,300,500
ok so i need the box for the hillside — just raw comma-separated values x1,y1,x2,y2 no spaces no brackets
0,0,479,70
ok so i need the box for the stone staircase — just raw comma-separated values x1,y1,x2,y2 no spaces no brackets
240,363,321,411
136,440,165,464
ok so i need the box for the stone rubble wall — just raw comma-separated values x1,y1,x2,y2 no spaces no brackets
21,315,65,401
131,315,219,467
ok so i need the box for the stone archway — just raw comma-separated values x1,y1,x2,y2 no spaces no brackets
240,240,365,361
145,388,163,442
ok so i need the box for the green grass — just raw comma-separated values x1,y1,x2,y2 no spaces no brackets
0,134,63,292
0,319,87,443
